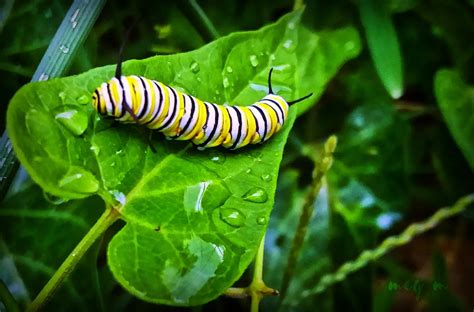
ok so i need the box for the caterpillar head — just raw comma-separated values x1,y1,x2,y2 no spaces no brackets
92,78,125,119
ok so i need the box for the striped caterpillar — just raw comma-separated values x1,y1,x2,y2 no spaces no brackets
92,60,312,150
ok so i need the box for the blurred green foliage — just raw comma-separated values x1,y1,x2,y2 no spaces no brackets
1,0,474,311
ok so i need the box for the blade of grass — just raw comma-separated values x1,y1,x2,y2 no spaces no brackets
0,0,106,200
177,0,220,42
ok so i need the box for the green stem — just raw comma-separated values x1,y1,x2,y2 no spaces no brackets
279,136,337,304
26,207,120,312
224,234,278,311
289,193,474,306
177,0,220,42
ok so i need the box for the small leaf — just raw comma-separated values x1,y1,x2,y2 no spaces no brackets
359,0,404,99
434,69,474,170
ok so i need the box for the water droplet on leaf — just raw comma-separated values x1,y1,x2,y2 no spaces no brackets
226,66,233,73
190,61,200,73
283,39,293,50
54,105,88,136
109,189,126,207
249,55,258,67
58,168,99,193
261,174,272,182
43,190,67,205
58,91,67,103
209,151,226,164
76,94,89,105
220,207,245,227
243,187,268,203
256,216,267,225
223,77,230,88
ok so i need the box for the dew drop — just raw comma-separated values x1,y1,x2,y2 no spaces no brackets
215,89,220,95
243,187,268,203
39,73,49,81
261,174,272,182
256,216,267,225
109,189,126,207
190,61,200,73
249,55,258,67
270,54,276,61
58,91,67,103
58,169,99,193
197,77,202,82
220,207,245,228
209,150,226,164
283,39,293,49
76,94,89,105
184,181,211,213
226,66,233,73
287,22,296,30
90,144,100,155
115,149,125,156
59,44,70,53
43,190,67,205
245,168,252,174
54,105,88,136
223,77,230,88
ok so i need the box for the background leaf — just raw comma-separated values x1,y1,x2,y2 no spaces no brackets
0,185,104,311
434,69,474,170
6,10,361,306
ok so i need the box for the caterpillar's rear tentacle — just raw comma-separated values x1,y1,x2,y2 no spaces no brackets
93,69,312,150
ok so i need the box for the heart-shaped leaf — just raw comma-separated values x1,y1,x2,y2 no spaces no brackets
7,10,360,306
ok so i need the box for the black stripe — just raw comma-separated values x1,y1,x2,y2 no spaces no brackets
226,106,233,144
94,90,104,115
252,105,267,141
249,107,259,141
176,94,196,138
265,99,284,124
200,103,220,147
145,80,164,125
137,77,149,120
106,83,116,115
157,86,178,131
117,78,128,118
230,106,243,150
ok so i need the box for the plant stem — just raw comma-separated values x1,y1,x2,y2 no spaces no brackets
279,136,337,304
224,234,278,311
177,0,220,42
26,207,120,312
289,193,474,306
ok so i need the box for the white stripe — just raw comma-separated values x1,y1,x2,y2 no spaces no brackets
248,106,265,142
100,82,114,115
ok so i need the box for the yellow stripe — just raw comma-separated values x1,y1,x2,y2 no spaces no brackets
110,80,121,117
190,99,208,143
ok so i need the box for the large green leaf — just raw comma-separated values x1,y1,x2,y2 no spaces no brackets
435,69,474,170
7,10,360,305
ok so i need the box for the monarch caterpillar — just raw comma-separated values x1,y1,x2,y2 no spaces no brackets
92,58,312,150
